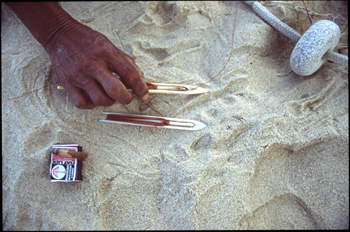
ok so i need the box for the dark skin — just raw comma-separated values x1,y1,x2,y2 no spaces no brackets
5,2,149,109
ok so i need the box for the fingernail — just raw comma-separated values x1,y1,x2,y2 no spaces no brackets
141,93,149,101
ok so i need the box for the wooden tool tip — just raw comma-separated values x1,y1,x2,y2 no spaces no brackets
67,151,89,162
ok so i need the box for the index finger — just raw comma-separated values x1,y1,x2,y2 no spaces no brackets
91,67,134,105
108,49,149,101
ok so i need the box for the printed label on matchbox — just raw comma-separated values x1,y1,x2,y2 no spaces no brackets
50,144,83,182
52,165,66,179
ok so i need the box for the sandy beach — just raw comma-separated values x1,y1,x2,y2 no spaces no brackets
2,1,348,230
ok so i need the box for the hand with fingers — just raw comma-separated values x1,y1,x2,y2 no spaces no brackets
5,2,149,109
47,24,149,108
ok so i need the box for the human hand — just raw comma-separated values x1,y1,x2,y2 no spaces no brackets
45,23,149,109
5,2,149,109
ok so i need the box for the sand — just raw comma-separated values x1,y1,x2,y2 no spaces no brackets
2,1,348,230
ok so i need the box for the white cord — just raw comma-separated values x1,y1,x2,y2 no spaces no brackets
326,50,348,66
245,1,301,42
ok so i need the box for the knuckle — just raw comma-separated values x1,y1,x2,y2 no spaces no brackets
125,69,142,85
119,95,133,105
70,93,94,109
124,54,136,65
104,81,128,100
124,70,148,98
78,76,95,87
107,87,132,105
94,97,114,107
74,100,94,109
111,91,130,103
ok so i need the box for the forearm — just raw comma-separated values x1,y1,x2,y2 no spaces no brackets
5,2,81,52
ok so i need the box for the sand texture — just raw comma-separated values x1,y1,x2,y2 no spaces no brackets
2,1,348,230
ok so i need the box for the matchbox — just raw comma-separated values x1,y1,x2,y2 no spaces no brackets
50,144,83,182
